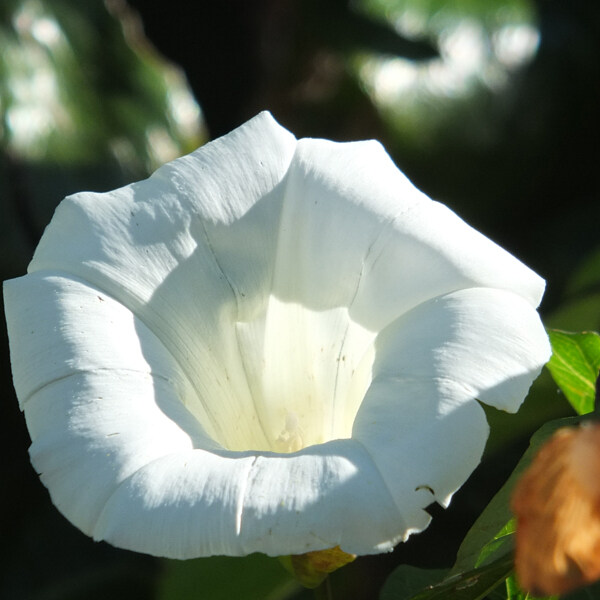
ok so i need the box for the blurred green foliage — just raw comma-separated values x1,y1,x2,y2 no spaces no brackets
157,554,301,600
0,0,202,169
357,0,538,145
1,0,598,599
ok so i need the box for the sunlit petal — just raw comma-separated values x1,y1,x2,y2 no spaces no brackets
4,112,550,559
94,439,407,558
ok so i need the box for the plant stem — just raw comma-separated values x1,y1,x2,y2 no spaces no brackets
313,576,333,600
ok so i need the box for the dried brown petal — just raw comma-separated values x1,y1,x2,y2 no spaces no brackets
512,423,600,596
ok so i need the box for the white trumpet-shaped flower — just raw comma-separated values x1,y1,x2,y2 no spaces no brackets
4,112,550,559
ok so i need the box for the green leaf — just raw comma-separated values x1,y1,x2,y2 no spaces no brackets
380,566,449,600
156,553,300,600
452,416,585,575
474,519,515,569
382,554,513,600
546,329,600,414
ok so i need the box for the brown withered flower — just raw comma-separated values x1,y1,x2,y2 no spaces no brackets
512,422,600,596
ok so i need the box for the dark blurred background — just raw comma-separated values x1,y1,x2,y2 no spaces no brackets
1,1,599,598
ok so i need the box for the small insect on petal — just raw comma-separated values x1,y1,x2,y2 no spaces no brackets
511,422,600,596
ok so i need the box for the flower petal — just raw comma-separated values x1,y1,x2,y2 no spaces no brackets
353,287,550,509
4,272,217,533
353,378,489,510
25,370,196,536
93,440,414,558
235,299,376,450
4,272,222,436
21,113,299,451
370,287,550,413
4,272,416,557
4,273,184,405
262,136,545,333
350,200,546,331
29,111,296,310
271,137,423,310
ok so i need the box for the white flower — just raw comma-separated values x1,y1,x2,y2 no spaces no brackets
4,112,550,559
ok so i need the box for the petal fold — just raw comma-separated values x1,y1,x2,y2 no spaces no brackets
370,287,551,413
26,371,196,535
353,378,489,510
353,286,550,510
350,201,546,331
93,440,412,558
